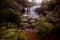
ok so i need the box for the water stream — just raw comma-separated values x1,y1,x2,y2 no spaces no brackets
23,6,40,19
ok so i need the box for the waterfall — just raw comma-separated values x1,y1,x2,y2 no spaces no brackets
23,6,40,19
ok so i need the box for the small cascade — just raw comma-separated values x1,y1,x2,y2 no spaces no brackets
23,6,40,19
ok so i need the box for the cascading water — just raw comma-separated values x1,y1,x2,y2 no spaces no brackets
23,6,40,19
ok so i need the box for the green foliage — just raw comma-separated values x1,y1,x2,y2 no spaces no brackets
0,0,60,40
2,29,17,38
0,0,28,40
45,12,60,32
0,29,28,40
34,20,54,35
0,8,22,27
27,14,54,35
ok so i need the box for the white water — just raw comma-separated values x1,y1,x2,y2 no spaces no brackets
23,6,40,19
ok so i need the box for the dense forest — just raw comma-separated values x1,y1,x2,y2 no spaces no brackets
0,0,60,40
